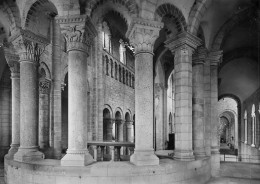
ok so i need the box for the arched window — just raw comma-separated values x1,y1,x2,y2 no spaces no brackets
129,73,132,87
251,105,256,147
126,71,128,86
110,59,113,78
102,21,112,53
119,66,121,82
132,75,135,89
244,111,247,144
106,56,109,76
115,63,118,80
119,39,126,64
123,68,125,84
169,113,173,133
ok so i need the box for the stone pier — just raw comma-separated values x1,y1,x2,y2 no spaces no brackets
126,18,163,166
57,15,97,166
165,32,201,161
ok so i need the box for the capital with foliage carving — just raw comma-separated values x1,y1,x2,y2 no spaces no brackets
3,46,20,77
56,15,97,55
39,78,51,94
192,46,208,65
208,50,223,66
9,29,48,64
165,31,202,54
126,18,163,55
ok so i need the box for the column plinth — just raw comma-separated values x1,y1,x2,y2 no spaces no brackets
10,30,47,162
165,32,201,161
126,18,163,166
4,49,20,159
57,15,97,166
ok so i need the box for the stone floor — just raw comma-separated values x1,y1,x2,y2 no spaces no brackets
207,177,260,184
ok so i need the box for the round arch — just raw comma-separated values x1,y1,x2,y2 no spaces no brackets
188,0,212,35
0,1,21,38
39,62,51,80
114,107,123,119
155,3,187,32
87,0,138,26
22,0,60,29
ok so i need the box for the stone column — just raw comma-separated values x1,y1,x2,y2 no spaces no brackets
126,18,163,166
11,30,47,162
57,15,97,166
192,46,206,158
38,78,51,149
52,18,62,159
4,49,20,159
126,121,133,142
117,120,123,142
165,32,201,161
208,50,222,176
106,119,113,141
204,56,211,156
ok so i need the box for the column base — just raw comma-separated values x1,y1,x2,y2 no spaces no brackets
14,147,44,162
61,150,94,166
251,144,255,147
194,148,206,158
6,144,19,159
130,149,159,166
174,150,195,161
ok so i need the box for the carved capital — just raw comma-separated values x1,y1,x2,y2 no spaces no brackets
126,18,163,54
9,29,48,64
208,50,223,66
192,46,208,65
39,78,51,94
165,32,202,54
3,47,20,75
56,15,97,55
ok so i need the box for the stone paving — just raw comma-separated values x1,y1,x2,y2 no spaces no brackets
207,177,260,184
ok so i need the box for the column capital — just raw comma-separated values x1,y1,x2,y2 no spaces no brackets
56,15,98,55
165,32,202,54
192,46,208,65
126,18,163,55
208,50,223,66
3,47,20,76
9,29,48,64
39,78,51,94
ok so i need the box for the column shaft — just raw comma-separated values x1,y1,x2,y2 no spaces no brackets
204,59,211,156
174,47,194,160
192,62,206,157
130,52,159,165
7,72,20,157
39,84,50,149
52,20,62,159
192,47,206,158
209,50,222,176
61,49,94,166
165,32,201,161
14,60,44,162
126,18,163,166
